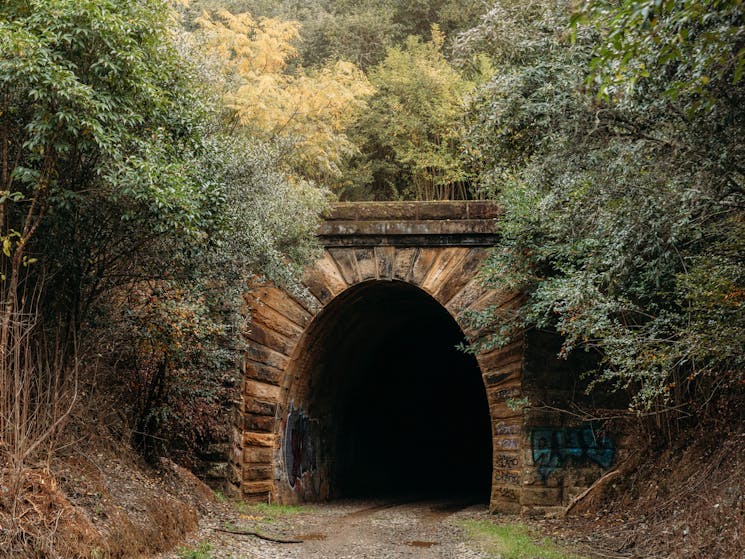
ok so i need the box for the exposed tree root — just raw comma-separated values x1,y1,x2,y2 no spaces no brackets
212,527,303,544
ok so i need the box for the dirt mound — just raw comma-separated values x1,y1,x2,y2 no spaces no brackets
560,402,745,559
0,445,221,558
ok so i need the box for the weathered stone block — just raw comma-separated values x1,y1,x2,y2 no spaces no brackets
421,247,469,294
433,248,486,305
244,344,289,371
491,485,521,504
243,446,273,464
243,398,276,417
244,379,281,402
393,247,418,280
302,268,340,304
243,413,275,432
408,247,440,285
521,487,563,507
245,325,294,356
327,248,360,285
446,277,487,318
487,383,522,405
245,285,312,327
494,452,521,469
483,364,522,387
493,468,521,486
467,201,502,219
478,342,524,371
495,437,521,452
354,248,377,280
242,432,275,448
494,418,522,437
243,359,282,386
374,245,395,279
243,465,273,482
250,304,303,341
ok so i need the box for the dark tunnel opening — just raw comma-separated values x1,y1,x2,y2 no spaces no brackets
293,280,492,502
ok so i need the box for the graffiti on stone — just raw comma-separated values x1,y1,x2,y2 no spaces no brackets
495,422,520,435
531,426,615,483
498,438,519,450
284,405,321,495
495,454,520,468
494,470,521,486
493,486,520,502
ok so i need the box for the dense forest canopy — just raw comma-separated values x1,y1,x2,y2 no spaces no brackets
0,0,743,502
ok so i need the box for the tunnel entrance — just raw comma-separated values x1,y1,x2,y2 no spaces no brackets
283,280,492,502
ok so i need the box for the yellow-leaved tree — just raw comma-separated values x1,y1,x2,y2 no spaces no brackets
196,9,374,184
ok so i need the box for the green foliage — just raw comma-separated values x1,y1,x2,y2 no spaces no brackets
185,0,492,200
0,0,327,467
194,8,373,187
347,29,479,200
576,0,745,110
462,520,587,559
193,0,485,69
177,541,214,559
458,0,745,415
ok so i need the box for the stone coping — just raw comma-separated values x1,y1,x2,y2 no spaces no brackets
319,201,501,247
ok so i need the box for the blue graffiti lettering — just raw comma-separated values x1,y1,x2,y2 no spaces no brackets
531,426,615,483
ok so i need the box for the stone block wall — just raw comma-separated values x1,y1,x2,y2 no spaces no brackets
518,329,629,514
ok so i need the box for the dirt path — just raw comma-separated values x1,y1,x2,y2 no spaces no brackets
160,498,494,559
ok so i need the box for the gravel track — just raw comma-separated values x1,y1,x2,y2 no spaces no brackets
159,497,494,559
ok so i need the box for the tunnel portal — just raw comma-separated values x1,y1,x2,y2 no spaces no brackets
236,201,529,513
284,281,492,501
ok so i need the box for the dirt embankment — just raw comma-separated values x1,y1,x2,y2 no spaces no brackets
552,406,745,559
0,443,220,559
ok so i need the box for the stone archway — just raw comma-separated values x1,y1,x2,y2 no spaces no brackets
276,279,494,503
232,202,525,513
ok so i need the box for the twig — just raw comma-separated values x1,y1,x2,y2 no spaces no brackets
212,527,303,544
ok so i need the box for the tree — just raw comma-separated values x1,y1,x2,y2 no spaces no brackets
348,27,478,200
0,0,327,468
196,9,373,185
457,0,745,416
577,0,745,110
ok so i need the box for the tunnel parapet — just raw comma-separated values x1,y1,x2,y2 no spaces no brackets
233,201,622,515
319,201,501,247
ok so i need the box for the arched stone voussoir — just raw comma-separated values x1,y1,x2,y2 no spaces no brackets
244,321,298,357
249,301,304,343
431,247,489,306
392,247,418,281
373,245,396,280
244,282,314,329
301,250,349,305
406,247,442,287
420,246,472,294
326,248,360,285
352,247,378,281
